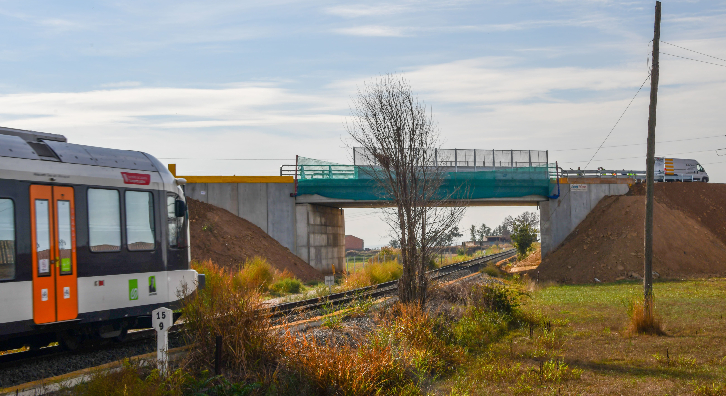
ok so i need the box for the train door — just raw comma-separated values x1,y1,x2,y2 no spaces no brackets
30,185,78,324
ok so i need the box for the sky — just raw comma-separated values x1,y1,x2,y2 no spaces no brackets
2,0,726,247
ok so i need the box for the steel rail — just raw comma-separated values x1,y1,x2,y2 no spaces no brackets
271,249,516,318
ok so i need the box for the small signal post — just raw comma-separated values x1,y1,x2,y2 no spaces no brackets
152,307,174,375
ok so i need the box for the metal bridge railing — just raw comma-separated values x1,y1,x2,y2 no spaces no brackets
280,164,358,179
281,163,555,181
559,169,695,182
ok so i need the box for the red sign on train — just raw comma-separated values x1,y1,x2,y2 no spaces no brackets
121,172,151,185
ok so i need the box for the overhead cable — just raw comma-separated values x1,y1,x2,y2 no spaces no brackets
573,148,725,163
662,52,726,68
583,73,651,168
661,41,726,63
552,134,724,152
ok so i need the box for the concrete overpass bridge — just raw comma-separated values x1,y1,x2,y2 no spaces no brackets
173,148,632,275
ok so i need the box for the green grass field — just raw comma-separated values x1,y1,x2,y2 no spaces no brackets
440,278,726,395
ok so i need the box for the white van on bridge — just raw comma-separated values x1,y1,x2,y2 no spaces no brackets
654,157,709,182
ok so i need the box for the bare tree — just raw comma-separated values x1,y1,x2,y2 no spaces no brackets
346,75,466,306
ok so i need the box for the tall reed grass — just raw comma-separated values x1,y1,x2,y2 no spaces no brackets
182,261,281,383
341,260,403,290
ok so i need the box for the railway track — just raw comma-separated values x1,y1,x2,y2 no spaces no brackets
0,249,515,389
272,249,515,319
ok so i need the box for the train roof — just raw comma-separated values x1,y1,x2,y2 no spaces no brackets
0,126,158,172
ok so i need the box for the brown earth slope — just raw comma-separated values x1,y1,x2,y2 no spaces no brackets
536,184,726,284
187,198,322,282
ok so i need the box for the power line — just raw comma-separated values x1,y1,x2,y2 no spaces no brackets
661,41,726,63
584,73,651,168
662,52,726,68
571,148,725,164
551,134,724,152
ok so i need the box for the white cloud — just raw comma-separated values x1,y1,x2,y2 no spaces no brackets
2,47,725,181
333,25,409,37
324,4,410,18
99,81,143,88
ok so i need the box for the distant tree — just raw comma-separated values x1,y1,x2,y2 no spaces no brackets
389,238,400,249
501,215,515,237
518,211,539,229
438,226,463,247
470,225,477,242
476,223,491,242
510,211,540,259
491,216,514,237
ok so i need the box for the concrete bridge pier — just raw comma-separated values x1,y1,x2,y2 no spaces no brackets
295,204,346,274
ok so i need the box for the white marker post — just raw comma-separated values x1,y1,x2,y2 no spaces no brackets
152,307,173,375
325,275,335,294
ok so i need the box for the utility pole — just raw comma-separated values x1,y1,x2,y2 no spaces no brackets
644,1,661,314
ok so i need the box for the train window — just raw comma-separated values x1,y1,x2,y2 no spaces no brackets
35,199,51,276
126,191,155,251
57,200,73,275
167,196,186,248
0,199,15,280
88,189,121,252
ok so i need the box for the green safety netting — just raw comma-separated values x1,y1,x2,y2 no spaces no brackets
297,156,357,179
296,164,555,201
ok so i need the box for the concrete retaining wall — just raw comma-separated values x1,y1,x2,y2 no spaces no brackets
296,204,345,274
184,182,296,253
540,181,630,258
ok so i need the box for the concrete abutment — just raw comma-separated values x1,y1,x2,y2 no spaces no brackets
540,179,631,258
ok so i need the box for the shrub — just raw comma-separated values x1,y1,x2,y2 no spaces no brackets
454,309,510,351
481,264,502,278
469,283,526,316
235,257,275,292
269,277,302,295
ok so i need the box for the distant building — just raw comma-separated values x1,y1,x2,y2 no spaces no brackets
485,235,510,243
345,235,364,251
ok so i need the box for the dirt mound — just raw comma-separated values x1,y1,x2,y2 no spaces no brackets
187,198,322,282
536,184,726,284
629,182,726,245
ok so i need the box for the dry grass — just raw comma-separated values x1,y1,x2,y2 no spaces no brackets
627,298,666,336
278,333,416,395
182,261,280,383
341,259,402,290
194,257,303,297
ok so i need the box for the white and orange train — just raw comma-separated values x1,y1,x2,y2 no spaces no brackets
0,126,201,350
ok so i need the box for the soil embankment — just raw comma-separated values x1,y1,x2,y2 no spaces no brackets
187,198,322,282
536,183,726,284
